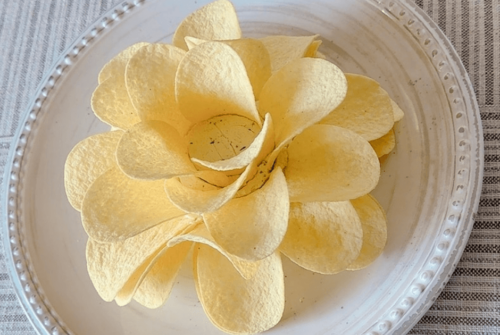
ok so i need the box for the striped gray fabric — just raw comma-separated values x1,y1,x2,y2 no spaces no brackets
0,1,498,334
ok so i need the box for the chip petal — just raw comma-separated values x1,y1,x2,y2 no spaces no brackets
173,0,241,50
370,128,396,157
285,124,380,202
82,167,187,242
320,73,395,141
116,120,196,180
347,194,387,270
194,245,284,334
280,201,363,274
258,57,347,149
203,167,288,261
86,216,193,302
131,241,193,308
168,224,259,280
126,43,191,135
176,41,261,125
64,131,123,211
259,35,318,73
192,113,275,171
91,76,141,130
98,42,149,84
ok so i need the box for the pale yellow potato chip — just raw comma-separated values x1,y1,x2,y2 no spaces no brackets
64,131,123,211
179,175,221,191
86,215,193,302
168,224,259,279
390,97,405,122
259,57,347,148
184,37,272,100
173,0,241,51
98,42,149,84
320,73,394,141
304,39,322,57
116,120,196,180
203,167,288,261
132,241,193,308
187,114,261,163
194,246,284,334
315,51,327,59
370,128,395,157
126,43,192,135
347,194,387,270
82,167,187,242
91,76,141,130
164,161,256,214
280,201,363,274
285,125,380,202
176,41,261,125
192,113,275,171
259,35,318,73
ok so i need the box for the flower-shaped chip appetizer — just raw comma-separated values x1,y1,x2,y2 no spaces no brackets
64,0,404,333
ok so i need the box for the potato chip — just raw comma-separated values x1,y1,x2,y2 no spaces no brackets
370,128,395,157
285,124,380,202
390,97,405,122
194,246,284,334
91,76,140,130
259,57,347,148
347,195,387,270
320,73,394,141
126,43,191,135
64,131,123,211
98,42,149,84
173,0,241,51
185,37,272,100
192,113,275,171
86,216,193,302
304,39,322,57
82,167,187,242
116,121,196,180
165,161,256,214
132,241,193,308
259,35,318,73
168,224,260,279
176,41,261,125
280,201,362,274
203,167,288,261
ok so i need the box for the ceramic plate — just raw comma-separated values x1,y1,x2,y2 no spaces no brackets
1,0,483,334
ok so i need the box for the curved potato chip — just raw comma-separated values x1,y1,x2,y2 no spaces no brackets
192,114,274,171
320,73,394,141
86,216,193,302
285,125,380,202
194,246,284,334
185,37,272,100
130,242,193,308
126,43,191,135
280,201,363,274
82,167,187,242
315,51,327,59
165,161,255,214
179,175,221,191
91,76,140,130
304,39,322,57
98,42,149,84
347,195,387,270
259,35,318,73
64,131,123,211
259,57,347,148
370,128,395,157
173,0,241,51
203,167,288,261
168,224,259,279
116,121,196,180
390,97,405,122
176,41,261,125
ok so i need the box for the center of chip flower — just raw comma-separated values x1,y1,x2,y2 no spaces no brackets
188,114,260,162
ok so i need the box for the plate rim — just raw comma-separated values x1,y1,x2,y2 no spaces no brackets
0,0,483,334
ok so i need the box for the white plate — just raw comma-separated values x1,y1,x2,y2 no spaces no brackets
1,0,483,334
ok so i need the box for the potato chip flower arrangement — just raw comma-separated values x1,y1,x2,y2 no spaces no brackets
64,0,404,333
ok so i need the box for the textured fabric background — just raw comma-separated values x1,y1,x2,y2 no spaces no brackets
0,0,498,334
